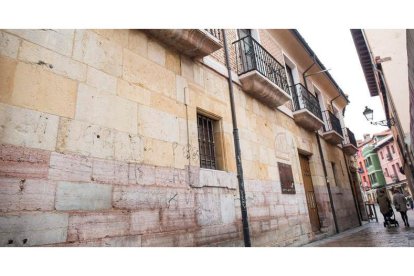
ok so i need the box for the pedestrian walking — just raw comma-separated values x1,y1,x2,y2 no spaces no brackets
392,189,410,227
377,188,392,221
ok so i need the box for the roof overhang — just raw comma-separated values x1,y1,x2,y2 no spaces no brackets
350,29,379,97
290,29,350,104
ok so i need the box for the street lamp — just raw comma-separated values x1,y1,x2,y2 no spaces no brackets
362,106,395,127
362,106,374,121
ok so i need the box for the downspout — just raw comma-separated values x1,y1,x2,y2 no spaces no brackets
222,29,251,247
304,55,339,233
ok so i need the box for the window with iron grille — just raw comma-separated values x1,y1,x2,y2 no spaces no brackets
197,113,217,169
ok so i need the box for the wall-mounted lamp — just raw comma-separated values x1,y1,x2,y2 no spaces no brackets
363,106,395,127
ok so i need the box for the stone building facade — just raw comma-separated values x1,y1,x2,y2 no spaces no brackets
0,29,360,247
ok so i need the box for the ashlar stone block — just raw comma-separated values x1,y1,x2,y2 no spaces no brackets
123,49,176,98
86,66,117,95
10,62,78,118
92,158,128,185
0,103,59,151
56,118,144,163
196,168,237,189
73,30,123,77
0,212,69,246
0,144,50,179
130,210,161,234
0,178,56,212
117,79,151,106
6,29,75,56
75,83,138,134
0,31,20,58
49,152,92,182
18,40,87,82
55,181,112,211
67,211,129,242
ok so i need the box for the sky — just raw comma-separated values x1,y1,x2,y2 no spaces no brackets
298,28,388,141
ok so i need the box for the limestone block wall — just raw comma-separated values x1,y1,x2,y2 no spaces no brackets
0,29,359,247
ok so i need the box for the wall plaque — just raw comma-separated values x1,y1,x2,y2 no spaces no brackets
278,162,296,194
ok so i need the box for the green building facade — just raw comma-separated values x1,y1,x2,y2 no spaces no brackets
362,144,386,189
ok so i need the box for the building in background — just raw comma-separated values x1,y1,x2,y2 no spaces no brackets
356,131,389,203
351,29,414,198
374,133,411,199
0,29,361,247
357,138,372,201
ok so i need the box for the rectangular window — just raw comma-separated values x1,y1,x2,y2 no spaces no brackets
385,168,389,177
363,176,366,182
392,164,397,176
380,151,384,159
197,113,217,170
391,145,395,154
371,173,377,183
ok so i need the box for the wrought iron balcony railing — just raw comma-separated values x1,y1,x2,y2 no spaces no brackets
233,35,290,94
343,127,357,147
204,29,222,41
291,83,323,121
323,110,343,136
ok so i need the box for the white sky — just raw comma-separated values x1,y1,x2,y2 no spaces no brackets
298,28,388,141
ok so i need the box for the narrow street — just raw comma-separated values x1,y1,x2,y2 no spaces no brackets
305,206,414,247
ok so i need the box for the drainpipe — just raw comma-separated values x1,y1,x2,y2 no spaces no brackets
342,150,363,226
303,56,339,233
222,29,251,247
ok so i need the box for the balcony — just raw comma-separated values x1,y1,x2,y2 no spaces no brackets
233,35,291,108
321,110,343,145
387,153,393,161
291,83,324,131
342,128,358,155
145,29,223,58
391,175,399,183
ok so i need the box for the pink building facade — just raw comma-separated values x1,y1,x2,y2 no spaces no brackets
356,146,371,192
375,134,410,198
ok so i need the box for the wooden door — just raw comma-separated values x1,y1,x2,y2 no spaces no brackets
299,154,321,232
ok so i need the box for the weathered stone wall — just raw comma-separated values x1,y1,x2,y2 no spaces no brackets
0,29,359,246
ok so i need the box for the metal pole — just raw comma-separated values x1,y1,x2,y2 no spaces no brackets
222,29,251,247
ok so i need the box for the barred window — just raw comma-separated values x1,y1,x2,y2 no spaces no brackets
197,113,217,169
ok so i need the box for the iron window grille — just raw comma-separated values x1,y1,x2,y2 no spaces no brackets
197,114,217,170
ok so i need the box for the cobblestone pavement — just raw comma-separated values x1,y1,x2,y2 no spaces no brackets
304,207,414,247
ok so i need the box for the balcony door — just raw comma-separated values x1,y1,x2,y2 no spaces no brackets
284,58,300,106
286,64,302,109
237,29,254,72
299,154,321,232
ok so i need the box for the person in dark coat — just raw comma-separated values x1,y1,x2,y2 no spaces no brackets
393,189,410,227
377,188,391,221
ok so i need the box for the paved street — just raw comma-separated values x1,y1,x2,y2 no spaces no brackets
305,206,414,247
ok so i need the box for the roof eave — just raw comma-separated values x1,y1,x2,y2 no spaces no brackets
350,29,379,97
